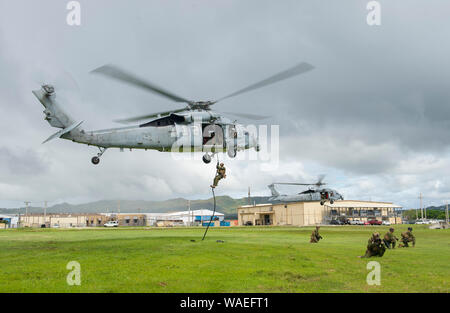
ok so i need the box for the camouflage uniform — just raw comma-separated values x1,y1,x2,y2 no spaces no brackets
211,162,226,188
310,226,323,243
361,232,386,258
383,228,398,249
398,228,415,248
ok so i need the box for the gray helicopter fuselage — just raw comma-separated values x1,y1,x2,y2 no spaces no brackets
33,86,257,154
269,188,344,203
66,122,253,152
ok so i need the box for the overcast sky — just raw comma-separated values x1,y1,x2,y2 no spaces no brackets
1,0,449,209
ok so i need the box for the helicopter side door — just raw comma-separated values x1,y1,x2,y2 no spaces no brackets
202,123,224,153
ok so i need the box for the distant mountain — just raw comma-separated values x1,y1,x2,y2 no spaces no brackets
0,196,271,217
425,205,448,211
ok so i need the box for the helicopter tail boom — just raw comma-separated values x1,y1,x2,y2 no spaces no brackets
32,85,79,129
33,85,85,144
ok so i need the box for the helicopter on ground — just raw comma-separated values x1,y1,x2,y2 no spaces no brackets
32,62,314,165
268,176,344,205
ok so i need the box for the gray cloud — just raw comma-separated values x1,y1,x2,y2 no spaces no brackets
0,0,449,209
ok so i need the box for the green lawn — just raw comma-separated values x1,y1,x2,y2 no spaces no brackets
0,225,448,293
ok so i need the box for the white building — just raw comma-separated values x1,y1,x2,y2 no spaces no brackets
0,214,19,228
145,209,225,226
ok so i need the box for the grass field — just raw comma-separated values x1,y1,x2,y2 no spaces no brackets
0,225,448,293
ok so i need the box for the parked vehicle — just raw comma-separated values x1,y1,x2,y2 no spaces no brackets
104,221,119,227
382,220,391,226
350,219,364,225
368,219,382,225
416,219,431,225
363,221,371,225
330,219,343,225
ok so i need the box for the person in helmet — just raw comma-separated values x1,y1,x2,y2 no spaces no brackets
211,161,226,188
310,226,323,243
398,227,415,248
383,228,399,249
360,232,386,258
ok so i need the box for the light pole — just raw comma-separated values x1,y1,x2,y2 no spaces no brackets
24,201,31,227
44,201,47,228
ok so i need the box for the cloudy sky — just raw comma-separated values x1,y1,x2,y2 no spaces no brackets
0,0,449,209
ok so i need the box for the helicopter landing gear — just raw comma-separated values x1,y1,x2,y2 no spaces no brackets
320,201,325,206
202,153,212,164
91,147,107,165
330,200,334,205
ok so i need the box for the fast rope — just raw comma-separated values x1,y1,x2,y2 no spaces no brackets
202,186,216,241
202,154,219,241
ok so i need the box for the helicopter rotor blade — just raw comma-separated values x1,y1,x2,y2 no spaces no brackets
216,62,314,103
91,64,192,104
273,182,315,186
221,111,270,120
114,107,188,124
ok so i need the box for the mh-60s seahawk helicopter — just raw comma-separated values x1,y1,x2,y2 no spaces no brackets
268,176,344,205
32,62,314,165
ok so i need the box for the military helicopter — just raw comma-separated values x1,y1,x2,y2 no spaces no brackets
32,62,314,165
268,175,344,205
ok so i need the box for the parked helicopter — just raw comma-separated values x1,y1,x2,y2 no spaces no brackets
268,176,344,205
32,62,314,165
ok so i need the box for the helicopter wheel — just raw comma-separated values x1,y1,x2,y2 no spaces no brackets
91,156,100,165
320,201,324,206
202,154,211,164
330,200,334,204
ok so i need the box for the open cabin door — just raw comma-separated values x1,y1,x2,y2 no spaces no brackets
202,123,224,152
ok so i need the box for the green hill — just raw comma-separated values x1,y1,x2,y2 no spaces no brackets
0,196,271,217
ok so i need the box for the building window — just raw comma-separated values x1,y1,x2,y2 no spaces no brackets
125,219,130,224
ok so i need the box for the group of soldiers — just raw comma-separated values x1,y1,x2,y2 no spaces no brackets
309,226,416,258
360,227,416,258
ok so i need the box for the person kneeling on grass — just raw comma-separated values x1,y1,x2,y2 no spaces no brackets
359,232,386,258
383,228,398,249
398,227,415,248
310,226,323,243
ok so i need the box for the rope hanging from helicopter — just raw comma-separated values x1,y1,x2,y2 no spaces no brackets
202,155,222,241
202,186,216,241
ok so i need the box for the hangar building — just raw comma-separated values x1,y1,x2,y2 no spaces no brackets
237,200,402,226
